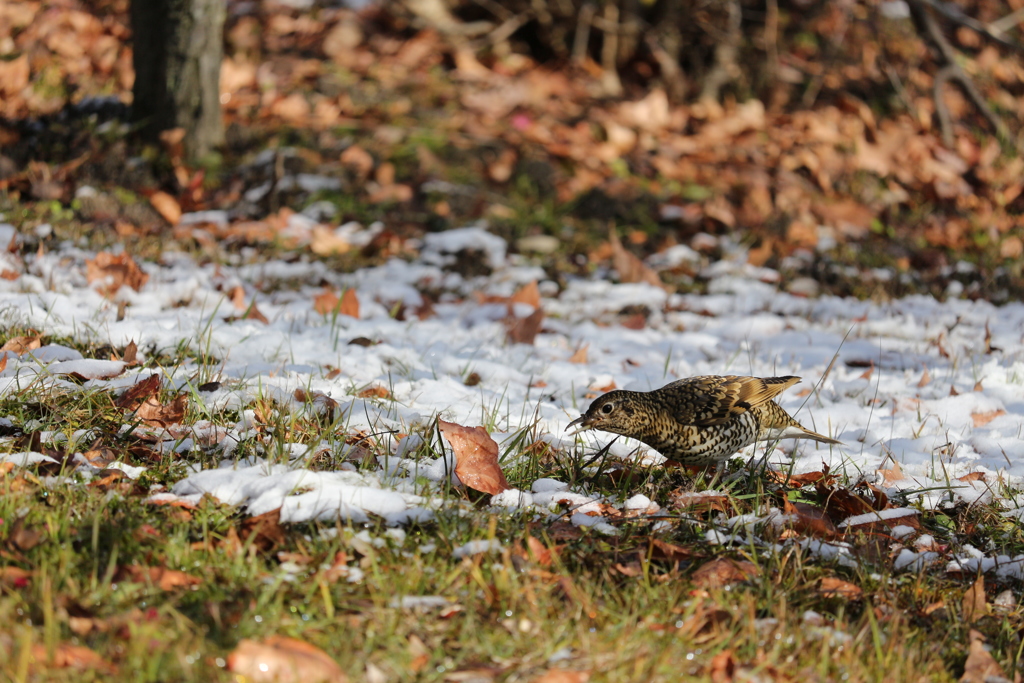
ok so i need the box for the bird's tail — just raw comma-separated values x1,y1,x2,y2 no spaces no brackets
761,402,842,445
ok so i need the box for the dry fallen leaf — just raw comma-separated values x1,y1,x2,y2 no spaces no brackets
509,280,541,309
136,394,187,428
118,565,201,591
608,228,665,290
530,670,590,683
1,335,41,354
149,191,182,225
961,574,988,624
340,289,359,318
27,642,117,675
438,419,510,495
314,288,340,315
568,344,588,364
506,305,544,345
85,252,149,297
116,374,162,409
227,636,347,683
240,508,287,552
960,629,1007,683
972,409,1006,427
690,557,759,588
708,649,736,683
818,577,863,600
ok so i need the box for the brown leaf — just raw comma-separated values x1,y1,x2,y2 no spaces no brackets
119,565,201,591
766,466,835,488
340,289,359,318
568,344,589,364
240,508,287,552
648,538,698,563
85,252,149,297
136,394,187,428
784,499,840,538
708,650,736,683
609,228,664,289
960,630,1007,683
356,385,391,399
818,577,863,600
957,472,987,483
962,575,988,624
690,557,759,588
530,670,589,683
116,374,162,409
340,144,374,179
509,280,541,309
121,340,138,365
506,306,544,345
243,301,269,324
314,288,340,315
229,285,247,310
972,409,1005,427
149,191,181,226
1,335,41,354
28,642,117,674
525,535,555,567
311,226,351,256
227,636,347,683
438,419,510,495
8,516,43,550
876,460,905,485
917,365,931,388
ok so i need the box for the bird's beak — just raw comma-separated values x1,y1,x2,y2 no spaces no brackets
565,414,592,435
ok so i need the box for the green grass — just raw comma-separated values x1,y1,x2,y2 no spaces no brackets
1,372,1022,681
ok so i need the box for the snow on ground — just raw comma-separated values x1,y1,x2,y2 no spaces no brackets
2,223,1024,574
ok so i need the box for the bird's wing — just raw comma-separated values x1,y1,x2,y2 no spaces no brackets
664,375,801,426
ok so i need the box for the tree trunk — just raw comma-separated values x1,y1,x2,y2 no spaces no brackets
131,0,225,160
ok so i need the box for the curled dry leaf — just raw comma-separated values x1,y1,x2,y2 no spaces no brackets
1,335,41,354
568,344,588,364
313,288,341,315
961,574,988,624
27,642,117,675
149,190,182,225
85,252,149,297
118,565,201,591
818,577,863,600
506,306,544,345
227,636,347,683
783,498,839,539
530,670,590,683
136,394,187,428
690,557,760,588
960,629,1007,683
438,419,510,495
608,228,665,290
972,409,1005,427
509,280,541,309
115,374,161,409
340,289,360,318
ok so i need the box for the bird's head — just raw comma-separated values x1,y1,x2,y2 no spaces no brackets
566,390,640,436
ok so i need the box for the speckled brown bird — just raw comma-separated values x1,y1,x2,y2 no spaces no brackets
566,375,840,466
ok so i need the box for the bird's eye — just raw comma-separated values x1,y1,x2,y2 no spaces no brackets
600,403,614,414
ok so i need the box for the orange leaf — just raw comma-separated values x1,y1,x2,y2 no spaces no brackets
568,344,589,364
85,252,149,297
509,280,541,309
530,670,590,683
609,228,664,290
227,636,347,683
818,577,863,600
314,288,340,315
340,289,359,318
28,642,117,674
690,557,759,588
439,419,510,495
149,191,182,226
119,565,201,591
0,335,41,354
972,409,1005,427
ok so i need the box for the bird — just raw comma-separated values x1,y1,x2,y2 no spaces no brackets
566,375,840,466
